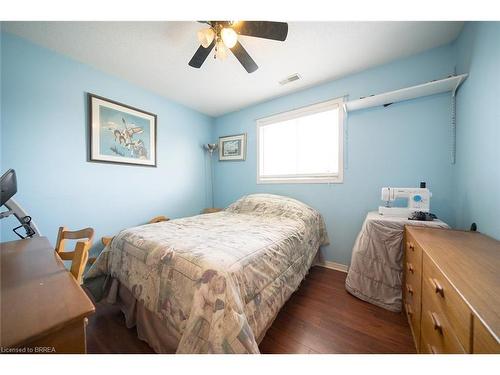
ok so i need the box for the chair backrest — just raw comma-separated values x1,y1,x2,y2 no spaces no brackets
55,226,94,284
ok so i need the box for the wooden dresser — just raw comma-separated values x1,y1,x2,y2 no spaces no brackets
0,237,95,353
403,226,500,354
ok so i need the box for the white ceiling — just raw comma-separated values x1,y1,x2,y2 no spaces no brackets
3,21,464,117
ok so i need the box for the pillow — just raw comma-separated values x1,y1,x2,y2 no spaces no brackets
226,194,329,246
226,193,316,221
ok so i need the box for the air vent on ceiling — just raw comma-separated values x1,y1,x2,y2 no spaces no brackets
279,73,301,86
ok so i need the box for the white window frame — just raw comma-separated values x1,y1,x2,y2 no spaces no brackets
256,97,344,184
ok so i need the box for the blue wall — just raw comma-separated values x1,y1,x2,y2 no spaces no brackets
453,22,500,238
0,32,214,251
213,45,458,266
3,24,499,266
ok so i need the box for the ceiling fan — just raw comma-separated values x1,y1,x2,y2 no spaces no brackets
188,21,288,73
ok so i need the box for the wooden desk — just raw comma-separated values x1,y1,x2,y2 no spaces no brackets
0,237,95,353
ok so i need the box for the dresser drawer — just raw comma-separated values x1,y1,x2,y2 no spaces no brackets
473,316,500,353
404,295,421,349
404,279,421,312
403,271,421,342
405,229,423,272
420,292,466,354
403,236,422,349
422,254,471,352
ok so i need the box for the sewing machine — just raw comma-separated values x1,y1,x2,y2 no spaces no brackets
378,185,432,218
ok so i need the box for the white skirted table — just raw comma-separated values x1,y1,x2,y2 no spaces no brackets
345,212,449,312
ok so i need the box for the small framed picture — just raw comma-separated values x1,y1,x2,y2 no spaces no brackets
88,93,157,167
219,134,246,161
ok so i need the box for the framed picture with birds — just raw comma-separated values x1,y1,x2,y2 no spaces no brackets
88,93,157,167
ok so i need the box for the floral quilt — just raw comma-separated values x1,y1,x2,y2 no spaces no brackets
85,194,328,353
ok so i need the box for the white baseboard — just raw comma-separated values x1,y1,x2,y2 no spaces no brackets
315,260,349,273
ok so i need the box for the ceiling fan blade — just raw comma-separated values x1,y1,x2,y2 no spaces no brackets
230,41,258,73
188,40,215,68
234,21,288,41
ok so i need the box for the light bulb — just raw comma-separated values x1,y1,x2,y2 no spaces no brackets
215,41,228,60
197,28,215,48
221,27,238,48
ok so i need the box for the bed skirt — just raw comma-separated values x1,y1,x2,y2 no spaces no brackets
91,273,307,354
104,278,178,353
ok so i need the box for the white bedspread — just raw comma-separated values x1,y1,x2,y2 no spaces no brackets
85,194,328,353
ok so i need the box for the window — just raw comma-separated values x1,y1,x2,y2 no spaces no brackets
257,98,344,184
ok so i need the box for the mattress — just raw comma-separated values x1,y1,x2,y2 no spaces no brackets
85,194,328,353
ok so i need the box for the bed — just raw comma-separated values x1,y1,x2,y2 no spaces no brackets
85,194,328,353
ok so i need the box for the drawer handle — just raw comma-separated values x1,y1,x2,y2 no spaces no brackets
406,283,414,295
430,312,443,334
406,262,415,274
429,278,444,297
427,344,438,354
405,303,413,316
407,242,415,251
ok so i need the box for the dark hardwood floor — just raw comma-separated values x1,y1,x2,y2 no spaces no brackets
86,266,416,354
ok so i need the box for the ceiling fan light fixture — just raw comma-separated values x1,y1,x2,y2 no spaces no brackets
215,41,228,60
189,21,288,73
197,28,215,49
221,27,238,48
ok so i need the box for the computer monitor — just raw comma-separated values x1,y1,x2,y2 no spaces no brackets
0,169,17,206
0,169,41,238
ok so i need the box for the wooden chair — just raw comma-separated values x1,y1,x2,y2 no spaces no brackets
148,215,170,224
55,227,94,284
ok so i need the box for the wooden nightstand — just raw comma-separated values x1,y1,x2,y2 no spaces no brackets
202,208,222,214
